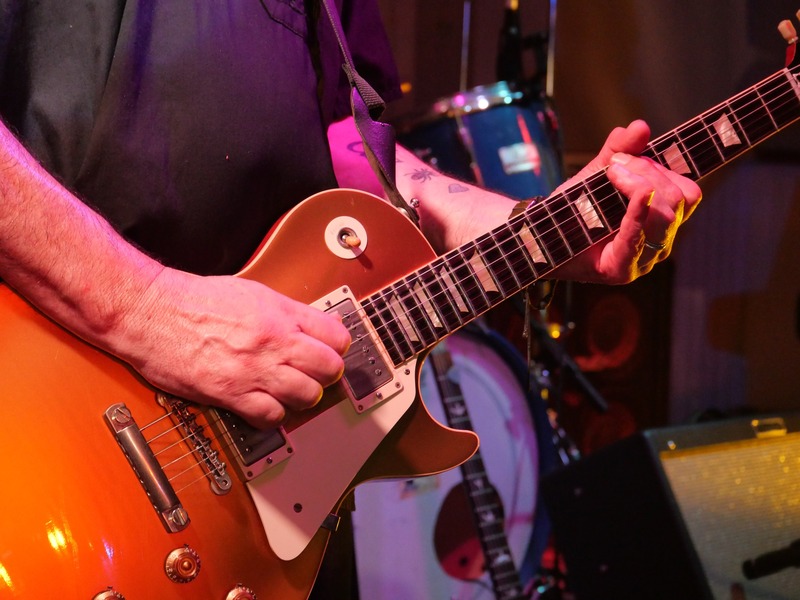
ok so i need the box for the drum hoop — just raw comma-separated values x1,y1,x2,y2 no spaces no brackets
408,80,528,129
453,325,558,583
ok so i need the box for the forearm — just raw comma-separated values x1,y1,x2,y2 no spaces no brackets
0,122,164,355
393,144,517,254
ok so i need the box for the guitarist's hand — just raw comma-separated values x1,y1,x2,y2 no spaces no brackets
550,119,703,283
117,270,352,429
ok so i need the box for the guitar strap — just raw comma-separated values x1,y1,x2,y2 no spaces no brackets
319,0,420,227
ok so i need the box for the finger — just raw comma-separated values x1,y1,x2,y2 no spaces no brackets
229,393,288,430
266,366,326,412
599,166,655,281
657,167,703,222
610,154,686,245
604,119,651,156
285,333,346,388
298,305,352,356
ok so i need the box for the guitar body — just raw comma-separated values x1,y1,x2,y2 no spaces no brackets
0,188,477,599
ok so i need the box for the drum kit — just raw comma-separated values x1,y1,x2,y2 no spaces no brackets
353,1,609,598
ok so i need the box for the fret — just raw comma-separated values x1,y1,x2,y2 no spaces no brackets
476,505,502,523
763,69,800,128
363,291,413,365
515,221,549,267
651,123,697,176
445,246,492,315
484,536,512,551
470,490,498,507
433,260,471,320
416,264,463,333
543,199,575,262
729,87,776,148
466,479,493,496
582,175,628,233
475,229,523,297
545,192,594,256
493,223,540,287
571,188,606,232
385,286,424,347
463,464,489,482
393,277,442,347
409,279,443,331
691,112,737,175
521,201,570,268
650,131,694,176
466,247,500,295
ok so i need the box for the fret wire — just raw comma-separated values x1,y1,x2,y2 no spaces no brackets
700,116,726,163
471,234,508,297
542,195,573,258
419,264,462,332
383,283,418,348
453,244,492,309
394,278,438,347
477,227,523,296
727,98,753,147
504,222,539,281
517,209,556,267
352,66,800,363
436,256,479,322
489,226,523,291
755,83,779,130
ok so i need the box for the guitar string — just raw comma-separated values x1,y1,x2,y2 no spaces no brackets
135,401,244,491
435,66,800,304
351,68,800,357
127,66,799,494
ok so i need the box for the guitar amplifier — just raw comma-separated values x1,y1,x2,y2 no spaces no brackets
541,413,800,600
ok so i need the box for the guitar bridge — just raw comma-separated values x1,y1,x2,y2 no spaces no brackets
104,403,191,533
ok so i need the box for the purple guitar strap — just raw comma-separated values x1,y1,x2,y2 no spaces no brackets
320,0,420,227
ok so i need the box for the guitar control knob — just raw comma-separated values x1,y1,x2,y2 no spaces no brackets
92,589,125,600
225,584,258,600
164,545,201,583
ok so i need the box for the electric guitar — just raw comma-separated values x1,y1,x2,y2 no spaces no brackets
0,17,798,600
427,341,530,600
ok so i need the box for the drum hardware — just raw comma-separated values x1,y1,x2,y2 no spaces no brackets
496,0,552,96
515,284,610,600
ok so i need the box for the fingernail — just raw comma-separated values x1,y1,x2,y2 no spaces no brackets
611,152,632,165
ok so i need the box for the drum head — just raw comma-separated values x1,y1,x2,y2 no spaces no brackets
354,327,555,599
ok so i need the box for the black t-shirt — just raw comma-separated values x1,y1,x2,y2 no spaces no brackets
0,0,400,275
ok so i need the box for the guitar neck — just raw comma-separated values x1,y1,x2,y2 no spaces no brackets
642,65,800,180
363,63,800,367
428,344,528,600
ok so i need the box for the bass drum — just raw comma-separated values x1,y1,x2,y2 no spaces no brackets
398,81,563,200
353,326,557,599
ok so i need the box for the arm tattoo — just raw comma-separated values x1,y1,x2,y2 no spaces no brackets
346,141,367,157
406,168,436,183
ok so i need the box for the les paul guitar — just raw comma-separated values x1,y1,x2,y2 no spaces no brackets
428,340,529,600
0,17,798,600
